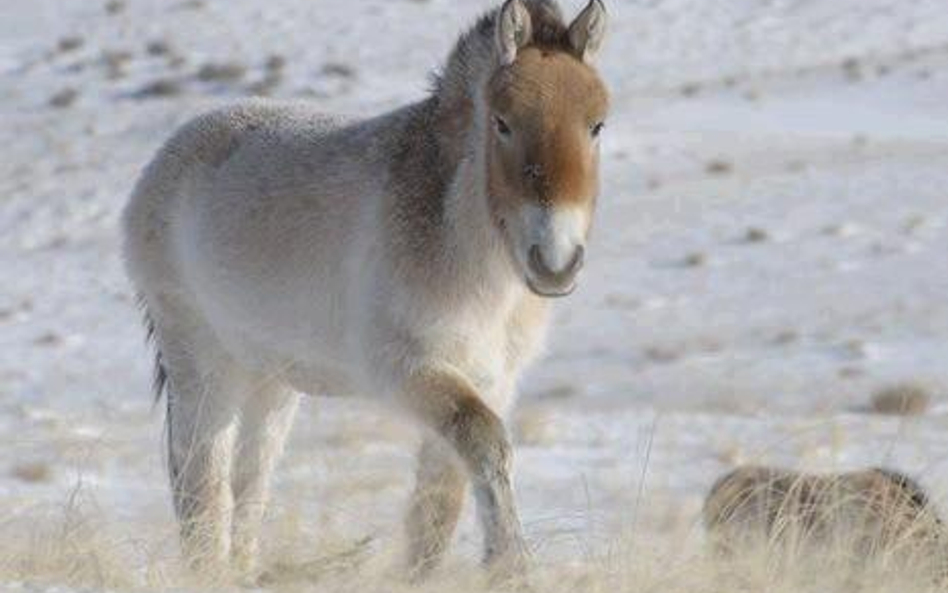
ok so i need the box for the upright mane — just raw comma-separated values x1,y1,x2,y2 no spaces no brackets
432,0,572,112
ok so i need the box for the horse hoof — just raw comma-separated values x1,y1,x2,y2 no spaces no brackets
486,550,533,591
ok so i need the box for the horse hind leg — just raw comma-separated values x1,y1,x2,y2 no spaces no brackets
230,384,300,575
148,308,252,576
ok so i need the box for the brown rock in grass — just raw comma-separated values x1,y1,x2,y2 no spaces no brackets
704,465,946,578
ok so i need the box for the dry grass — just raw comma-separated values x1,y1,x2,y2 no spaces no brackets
0,479,944,593
0,487,170,591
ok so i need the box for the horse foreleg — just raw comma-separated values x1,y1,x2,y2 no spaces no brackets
403,371,529,578
405,436,467,577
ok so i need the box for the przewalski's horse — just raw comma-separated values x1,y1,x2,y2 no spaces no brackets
123,0,609,579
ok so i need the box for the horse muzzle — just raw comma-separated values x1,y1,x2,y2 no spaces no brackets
524,243,585,297
510,204,591,298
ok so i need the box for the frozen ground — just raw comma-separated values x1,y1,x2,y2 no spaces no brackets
1,0,948,590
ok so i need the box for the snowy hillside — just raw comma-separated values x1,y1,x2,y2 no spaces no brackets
1,0,947,590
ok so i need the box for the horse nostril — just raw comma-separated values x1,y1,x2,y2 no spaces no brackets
528,244,585,284
523,164,543,180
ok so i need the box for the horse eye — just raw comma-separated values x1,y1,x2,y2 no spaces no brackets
495,116,512,138
591,122,605,138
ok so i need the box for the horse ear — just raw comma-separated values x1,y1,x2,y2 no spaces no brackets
495,0,533,66
568,0,607,63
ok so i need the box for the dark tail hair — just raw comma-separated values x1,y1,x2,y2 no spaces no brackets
138,295,168,404
137,296,179,489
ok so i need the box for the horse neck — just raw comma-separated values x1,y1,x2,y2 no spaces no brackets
438,96,517,299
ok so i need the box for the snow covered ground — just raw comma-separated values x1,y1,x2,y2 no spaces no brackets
1,0,948,590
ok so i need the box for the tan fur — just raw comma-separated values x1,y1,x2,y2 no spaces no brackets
487,47,608,210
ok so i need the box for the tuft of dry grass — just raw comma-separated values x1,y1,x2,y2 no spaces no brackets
101,49,133,79
705,159,733,176
197,61,248,83
134,78,184,99
743,227,770,243
841,57,863,82
10,461,53,483
145,39,173,57
176,0,206,10
104,0,126,15
679,82,701,97
247,72,284,97
57,36,84,54
0,488,160,590
742,88,762,102
49,88,79,109
682,251,708,267
266,54,287,72
870,383,931,416
322,62,356,79
33,331,63,346
644,344,682,364
771,329,799,345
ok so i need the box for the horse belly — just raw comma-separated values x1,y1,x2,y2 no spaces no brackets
284,357,361,397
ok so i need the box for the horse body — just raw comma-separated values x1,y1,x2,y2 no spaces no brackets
123,0,608,579
131,98,541,402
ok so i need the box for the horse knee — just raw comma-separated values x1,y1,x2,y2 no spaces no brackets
404,370,513,483
443,397,513,483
